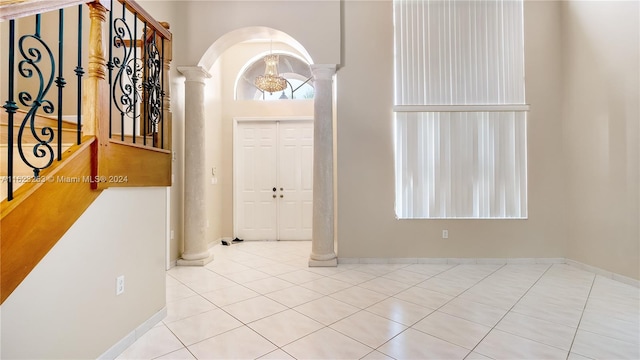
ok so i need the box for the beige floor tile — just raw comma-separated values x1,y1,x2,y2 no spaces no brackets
187,326,277,360
359,277,413,296
154,348,196,360
221,269,272,284
258,349,295,359
571,329,640,360
382,269,432,285
393,286,453,309
248,309,324,347
165,309,243,346
276,269,325,284
377,328,469,360
282,327,373,359
496,311,577,350
265,285,324,308
299,277,353,295
360,350,396,360
366,297,434,326
222,296,287,324
200,285,260,307
242,277,295,294
164,295,217,324
294,296,360,325
329,269,378,285
116,325,183,360
330,311,406,348
330,286,389,308
439,297,508,327
413,311,491,350
475,329,568,360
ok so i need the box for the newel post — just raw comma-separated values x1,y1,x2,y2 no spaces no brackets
84,0,111,189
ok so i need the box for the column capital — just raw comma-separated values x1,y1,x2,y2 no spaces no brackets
177,66,212,84
310,64,337,81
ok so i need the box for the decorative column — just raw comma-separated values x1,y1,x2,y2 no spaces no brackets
176,66,213,266
309,64,338,267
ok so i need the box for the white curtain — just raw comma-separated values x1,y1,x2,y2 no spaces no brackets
393,0,527,219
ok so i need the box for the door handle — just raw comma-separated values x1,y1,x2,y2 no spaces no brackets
280,195,284,198
273,187,276,192
273,194,276,198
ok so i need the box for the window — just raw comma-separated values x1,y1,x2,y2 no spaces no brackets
235,53,314,101
393,0,528,219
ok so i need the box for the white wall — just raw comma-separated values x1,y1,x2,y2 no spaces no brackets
1,188,167,359
562,1,640,279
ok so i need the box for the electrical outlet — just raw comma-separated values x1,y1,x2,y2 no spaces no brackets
116,275,125,295
442,230,449,239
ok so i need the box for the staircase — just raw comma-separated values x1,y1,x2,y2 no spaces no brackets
0,0,172,304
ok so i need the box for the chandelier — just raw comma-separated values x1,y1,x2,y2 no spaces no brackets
255,54,287,94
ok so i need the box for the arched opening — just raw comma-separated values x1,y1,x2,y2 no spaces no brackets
196,28,315,242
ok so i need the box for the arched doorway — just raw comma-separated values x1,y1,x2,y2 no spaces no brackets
178,27,337,267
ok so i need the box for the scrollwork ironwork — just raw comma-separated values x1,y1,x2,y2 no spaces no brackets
16,15,57,178
143,29,162,136
111,14,143,126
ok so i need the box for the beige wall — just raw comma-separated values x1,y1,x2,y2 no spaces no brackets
562,1,640,279
1,188,167,359
336,1,568,259
139,0,638,280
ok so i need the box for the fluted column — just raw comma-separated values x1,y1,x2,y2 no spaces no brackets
177,66,213,266
309,64,338,267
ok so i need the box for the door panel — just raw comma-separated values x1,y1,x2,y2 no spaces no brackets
278,122,313,240
236,123,277,240
236,120,313,241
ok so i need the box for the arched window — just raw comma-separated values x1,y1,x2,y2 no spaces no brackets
235,53,314,100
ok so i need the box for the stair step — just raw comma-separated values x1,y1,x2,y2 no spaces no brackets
1,110,81,145
0,143,75,177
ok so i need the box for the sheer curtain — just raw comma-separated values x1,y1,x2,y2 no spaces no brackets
393,0,528,219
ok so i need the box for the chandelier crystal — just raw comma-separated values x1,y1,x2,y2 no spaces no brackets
255,54,287,94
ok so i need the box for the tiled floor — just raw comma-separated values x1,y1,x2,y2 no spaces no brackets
117,241,640,360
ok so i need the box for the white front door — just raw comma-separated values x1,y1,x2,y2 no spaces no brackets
235,120,313,240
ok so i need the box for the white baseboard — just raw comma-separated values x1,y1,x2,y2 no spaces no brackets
98,307,167,360
337,257,639,288
566,259,640,288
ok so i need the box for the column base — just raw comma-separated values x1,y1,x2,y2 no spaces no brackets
308,257,338,267
177,252,214,266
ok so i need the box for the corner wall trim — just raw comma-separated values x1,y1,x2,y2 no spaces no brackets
337,257,639,288
98,307,168,360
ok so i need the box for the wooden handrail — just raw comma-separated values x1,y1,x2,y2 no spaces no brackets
0,0,92,21
118,0,171,40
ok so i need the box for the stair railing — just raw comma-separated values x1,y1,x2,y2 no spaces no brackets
1,0,172,200
1,1,88,201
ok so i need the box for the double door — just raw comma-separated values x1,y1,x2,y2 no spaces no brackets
235,120,313,240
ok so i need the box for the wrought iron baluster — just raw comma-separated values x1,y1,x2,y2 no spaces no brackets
132,13,138,144
3,20,17,201
17,13,57,179
143,22,147,147
56,8,66,161
161,36,165,149
107,0,114,138
144,28,161,148
75,4,84,145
